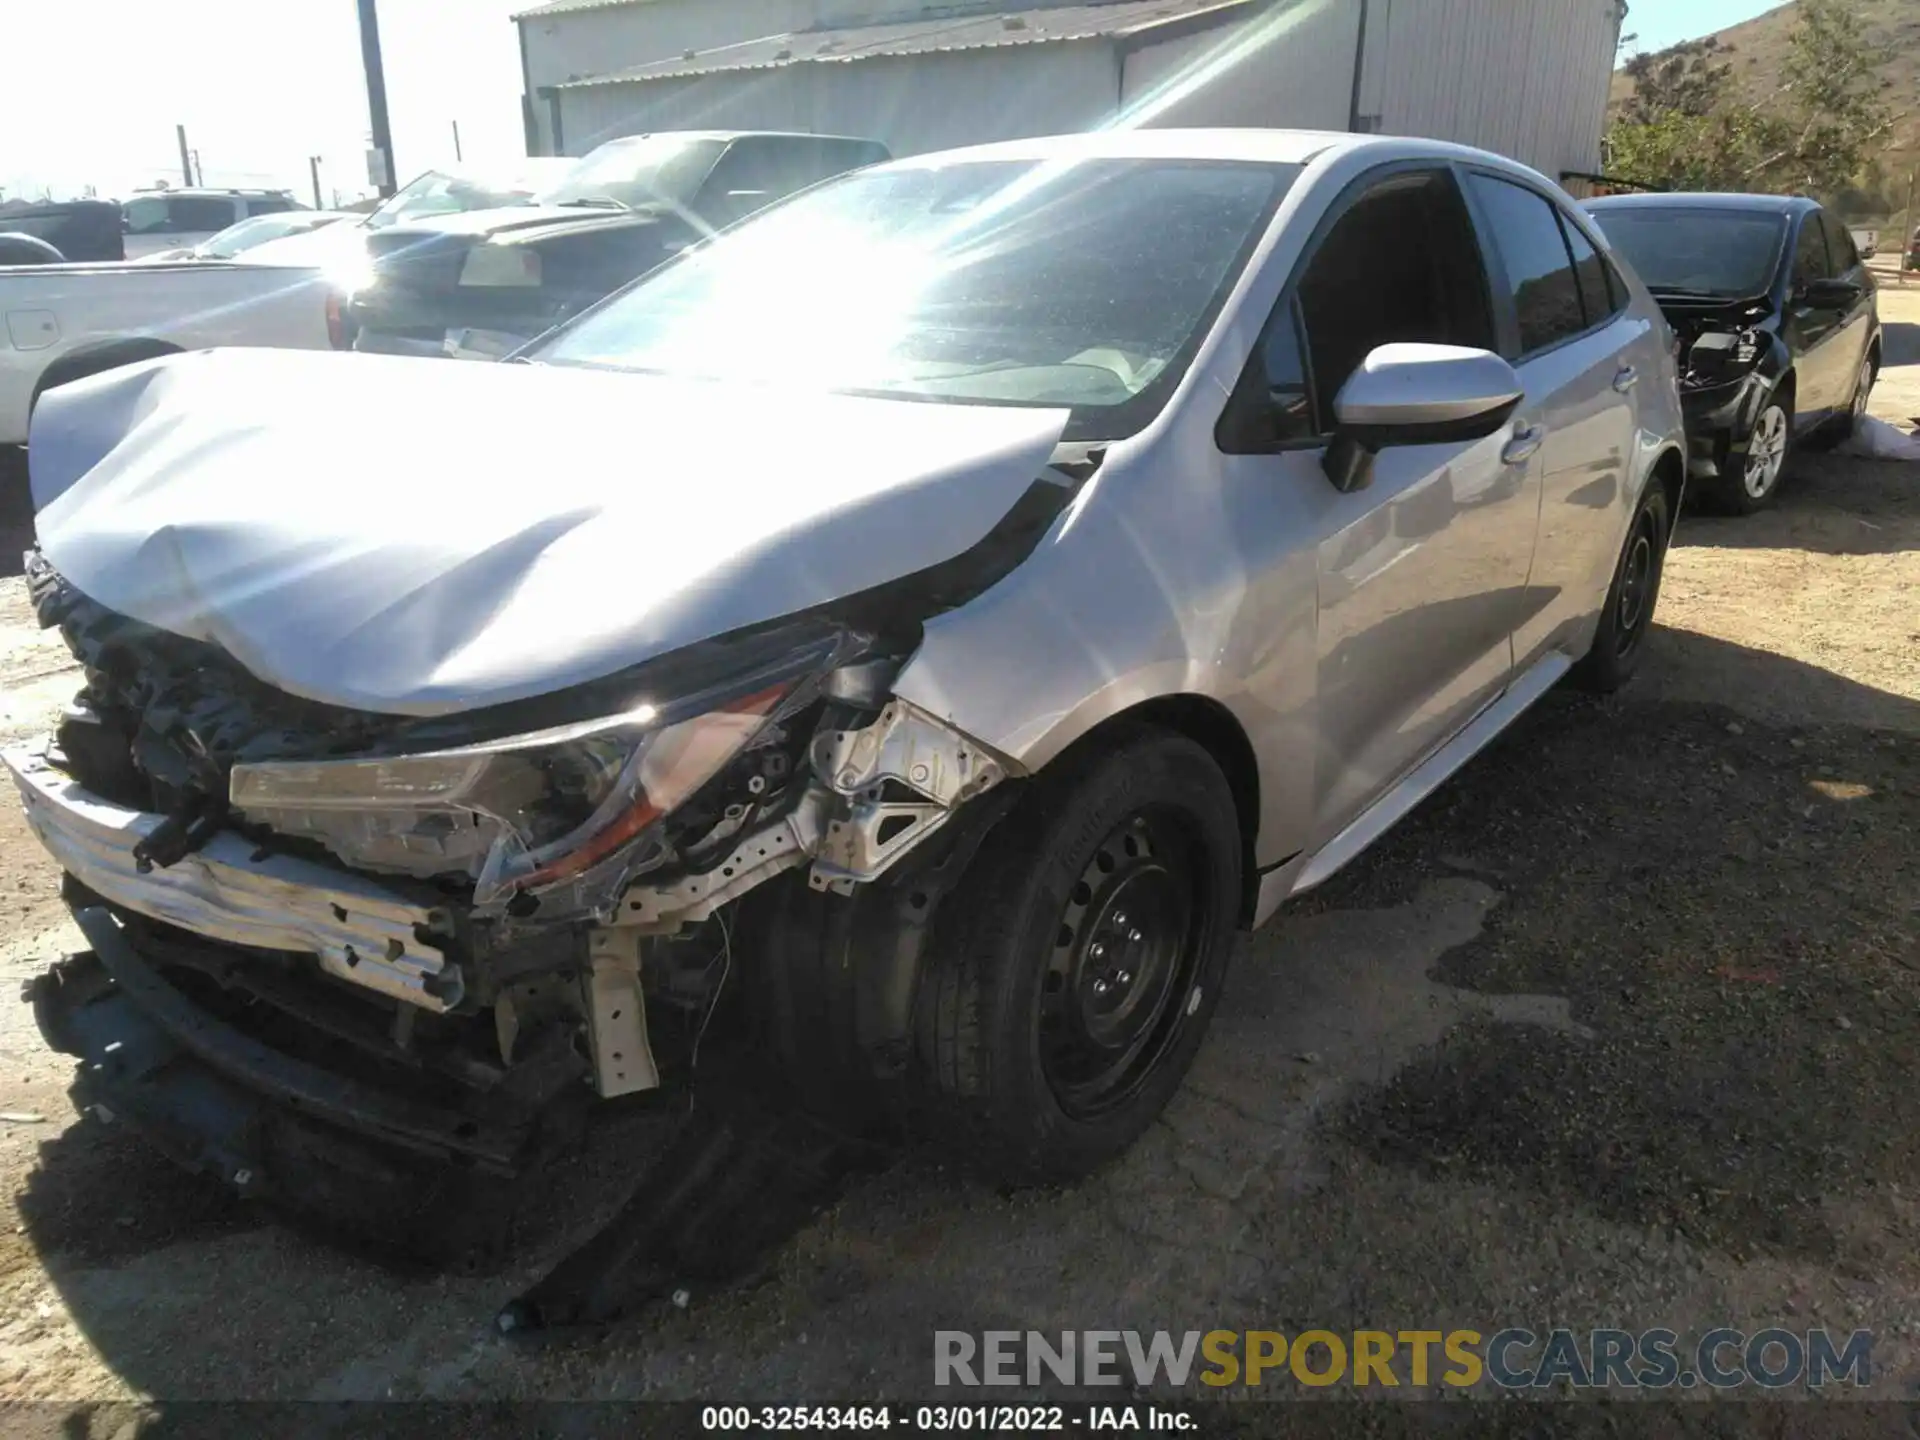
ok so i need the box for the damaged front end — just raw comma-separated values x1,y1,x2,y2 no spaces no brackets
10,540,1032,1262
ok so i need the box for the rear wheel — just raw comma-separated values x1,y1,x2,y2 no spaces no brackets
1574,481,1671,694
912,728,1241,1182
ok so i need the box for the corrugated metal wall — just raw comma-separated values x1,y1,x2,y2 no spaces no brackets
1356,0,1624,179
545,0,1624,177
1121,0,1356,132
556,42,1122,159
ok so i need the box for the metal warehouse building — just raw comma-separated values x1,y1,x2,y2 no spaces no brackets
516,0,1627,186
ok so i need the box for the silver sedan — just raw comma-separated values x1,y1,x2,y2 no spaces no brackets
17,129,1686,1229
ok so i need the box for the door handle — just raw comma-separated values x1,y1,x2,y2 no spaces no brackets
1613,364,1639,393
1501,424,1544,466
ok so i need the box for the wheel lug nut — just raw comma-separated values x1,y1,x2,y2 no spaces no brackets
1090,943,1105,960
1112,912,1127,927
1128,929,1143,943
1093,979,1110,995
1116,970,1132,986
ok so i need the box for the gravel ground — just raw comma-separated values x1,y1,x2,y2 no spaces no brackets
0,291,1915,1414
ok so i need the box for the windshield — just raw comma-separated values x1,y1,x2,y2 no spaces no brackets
198,213,330,257
534,135,729,211
366,165,566,229
1590,207,1788,298
533,157,1296,437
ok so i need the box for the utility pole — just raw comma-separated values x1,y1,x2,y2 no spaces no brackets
191,150,203,187
1903,169,1915,288
356,0,398,197
452,120,464,163
176,124,193,187
310,156,325,210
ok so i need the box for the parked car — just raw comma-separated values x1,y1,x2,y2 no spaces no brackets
133,210,355,264
0,200,125,262
0,233,67,266
1589,193,1880,514
344,131,890,359
120,188,307,260
13,131,1683,1279
0,260,343,447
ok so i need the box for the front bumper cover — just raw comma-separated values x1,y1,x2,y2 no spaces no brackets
4,742,461,1012
1680,373,1768,480
35,909,531,1173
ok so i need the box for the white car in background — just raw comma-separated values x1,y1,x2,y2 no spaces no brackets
134,211,356,264
120,188,308,260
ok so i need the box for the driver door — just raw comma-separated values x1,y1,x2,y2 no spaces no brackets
1224,166,1542,843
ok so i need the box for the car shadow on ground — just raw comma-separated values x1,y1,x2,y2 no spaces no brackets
13,626,1919,1402
1314,629,1919,1274
1676,449,1918,556
0,450,32,580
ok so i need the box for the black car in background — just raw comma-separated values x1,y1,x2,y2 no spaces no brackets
349,130,890,360
1587,193,1880,514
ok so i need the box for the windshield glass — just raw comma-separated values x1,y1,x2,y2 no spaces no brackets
1590,207,1788,297
534,135,728,210
199,213,330,257
533,157,1296,436
366,164,567,229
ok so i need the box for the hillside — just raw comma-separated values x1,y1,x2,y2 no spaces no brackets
1613,0,1920,210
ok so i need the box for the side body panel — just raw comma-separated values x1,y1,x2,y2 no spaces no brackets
0,263,335,445
895,138,1686,882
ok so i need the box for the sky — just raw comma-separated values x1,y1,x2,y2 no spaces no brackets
2,0,529,205
1622,0,1792,56
3,0,1795,205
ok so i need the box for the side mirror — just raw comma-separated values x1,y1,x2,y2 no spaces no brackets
1322,344,1524,492
1800,276,1862,310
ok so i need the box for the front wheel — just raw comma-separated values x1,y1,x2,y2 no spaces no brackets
1574,481,1672,694
912,728,1242,1183
1706,395,1791,514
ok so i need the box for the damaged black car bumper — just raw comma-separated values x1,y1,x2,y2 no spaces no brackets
1679,372,1769,480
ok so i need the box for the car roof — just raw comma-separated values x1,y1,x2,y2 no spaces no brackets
126,187,293,200
862,128,1528,172
597,130,884,147
1586,192,1816,215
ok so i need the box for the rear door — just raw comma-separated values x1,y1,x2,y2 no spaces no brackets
1461,171,1648,672
1817,208,1877,406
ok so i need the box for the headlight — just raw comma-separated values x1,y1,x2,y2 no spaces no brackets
230,636,840,919
459,245,542,288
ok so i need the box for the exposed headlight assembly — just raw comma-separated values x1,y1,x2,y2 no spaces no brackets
230,635,844,921
459,244,542,288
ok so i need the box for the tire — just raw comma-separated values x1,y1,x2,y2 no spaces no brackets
28,344,178,423
1574,481,1672,694
1705,389,1791,514
912,726,1242,1183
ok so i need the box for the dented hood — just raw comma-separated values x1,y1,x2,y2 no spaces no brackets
29,349,1068,716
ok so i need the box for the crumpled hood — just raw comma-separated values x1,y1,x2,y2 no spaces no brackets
29,348,1068,717
1656,293,1773,348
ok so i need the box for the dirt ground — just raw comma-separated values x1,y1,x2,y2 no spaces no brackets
0,290,1915,1416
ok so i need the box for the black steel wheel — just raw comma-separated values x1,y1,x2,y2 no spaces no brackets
912,727,1241,1182
1574,480,1672,694
1039,810,1202,1120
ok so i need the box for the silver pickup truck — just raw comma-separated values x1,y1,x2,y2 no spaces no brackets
0,260,341,447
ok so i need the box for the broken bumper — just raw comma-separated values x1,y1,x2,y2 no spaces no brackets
34,909,531,1174
2,742,460,1011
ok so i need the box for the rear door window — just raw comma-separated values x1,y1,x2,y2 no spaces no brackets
167,196,238,231
1464,173,1588,356
1559,212,1621,327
